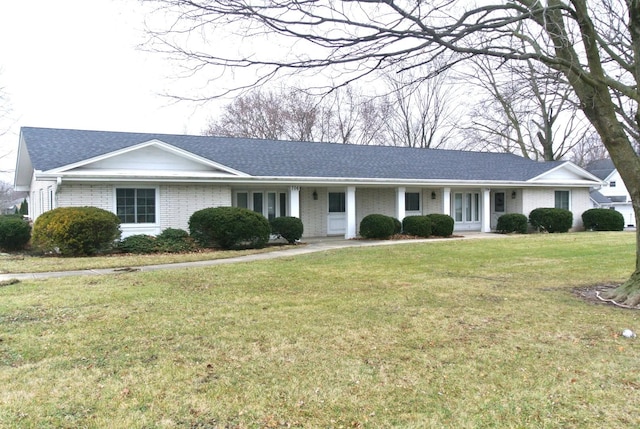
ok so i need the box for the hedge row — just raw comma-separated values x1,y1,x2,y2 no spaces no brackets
5,204,631,256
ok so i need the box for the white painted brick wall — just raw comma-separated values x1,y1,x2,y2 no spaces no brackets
159,184,231,230
356,188,396,222
522,187,590,230
56,183,112,212
300,187,326,237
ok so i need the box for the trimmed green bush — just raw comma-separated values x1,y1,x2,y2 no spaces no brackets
582,208,625,231
0,215,31,251
528,208,573,233
392,217,402,235
32,206,121,256
359,214,395,239
402,215,432,238
118,234,158,254
426,213,455,237
270,216,304,244
496,213,528,234
189,206,271,249
156,228,195,252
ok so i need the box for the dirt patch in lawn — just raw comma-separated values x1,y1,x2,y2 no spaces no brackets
573,284,640,310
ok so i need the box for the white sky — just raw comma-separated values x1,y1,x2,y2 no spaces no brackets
0,0,216,182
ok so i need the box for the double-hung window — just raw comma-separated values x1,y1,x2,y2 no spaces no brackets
405,192,420,212
555,190,570,210
116,188,156,223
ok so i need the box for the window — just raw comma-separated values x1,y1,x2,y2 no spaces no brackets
237,192,248,209
328,192,346,213
47,186,54,211
405,192,420,211
253,192,263,214
494,192,505,213
116,188,156,223
610,181,617,187
555,190,570,210
454,192,480,222
235,191,287,218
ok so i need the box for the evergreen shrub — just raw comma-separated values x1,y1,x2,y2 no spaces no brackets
359,214,395,239
528,208,573,233
189,206,271,249
392,217,402,235
426,213,455,237
118,234,157,254
270,216,304,244
156,228,195,252
0,215,31,251
402,215,432,238
496,213,529,234
32,206,121,256
582,208,625,231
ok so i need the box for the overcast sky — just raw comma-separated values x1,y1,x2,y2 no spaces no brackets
0,0,215,181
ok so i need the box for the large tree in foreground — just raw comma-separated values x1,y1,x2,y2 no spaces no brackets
146,0,640,304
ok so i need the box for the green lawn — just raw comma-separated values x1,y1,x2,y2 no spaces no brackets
1,232,639,428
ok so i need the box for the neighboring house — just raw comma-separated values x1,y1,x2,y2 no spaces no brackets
586,159,635,228
14,127,602,238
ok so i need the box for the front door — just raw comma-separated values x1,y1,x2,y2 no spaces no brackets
327,191,346,235
451,191,481,231
491,191,506,229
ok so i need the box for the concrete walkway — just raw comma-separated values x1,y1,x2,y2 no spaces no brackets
0,232,504,282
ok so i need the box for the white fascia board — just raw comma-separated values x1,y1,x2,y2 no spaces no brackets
40,173,602,188
46,139,250,177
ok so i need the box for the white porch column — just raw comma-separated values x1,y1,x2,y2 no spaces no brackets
289,186,300,218
345,186,357,239
396,186,406,221
442,188,451,216
482,188,491,232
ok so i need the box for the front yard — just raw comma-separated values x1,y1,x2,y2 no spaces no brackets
1,232,639,428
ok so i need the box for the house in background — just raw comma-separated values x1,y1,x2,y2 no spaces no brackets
14,127,603,238
586,159,635,228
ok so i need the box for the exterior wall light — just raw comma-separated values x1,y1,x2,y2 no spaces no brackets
431,191,437,200
313,190,318,200
512,191,517,199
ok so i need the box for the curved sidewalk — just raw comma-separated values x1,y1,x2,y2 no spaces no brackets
0,232,503,282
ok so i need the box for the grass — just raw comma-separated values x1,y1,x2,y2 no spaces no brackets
0,245,291,274
1,232,639,428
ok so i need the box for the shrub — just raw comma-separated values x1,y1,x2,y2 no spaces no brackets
496,213,528,234
189,206,271,249
118,234,158,254
528,208,573,233
392,217,402,235
0,215,31,251
402,215,432,238
32,206,121,256
425,213,455,237
359,214,395,239
156,228,195,252
582,208,625,231
270,216,304,244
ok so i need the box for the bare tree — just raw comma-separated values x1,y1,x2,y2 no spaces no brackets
462,56,591,160
0,181,16,212
146,0,640,302
377,68,459,149
569,133,610,168
0,80,14,174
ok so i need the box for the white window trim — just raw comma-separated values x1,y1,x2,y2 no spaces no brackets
113,186,160,226
555,189,571,211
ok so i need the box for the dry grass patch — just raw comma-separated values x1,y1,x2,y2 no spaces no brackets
1,232,639,428
0,244,291,274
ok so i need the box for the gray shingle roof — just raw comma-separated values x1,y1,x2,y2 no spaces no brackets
21,127,565,182
586,159,615,180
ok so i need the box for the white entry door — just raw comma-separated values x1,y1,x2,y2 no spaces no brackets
327,191,346,235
